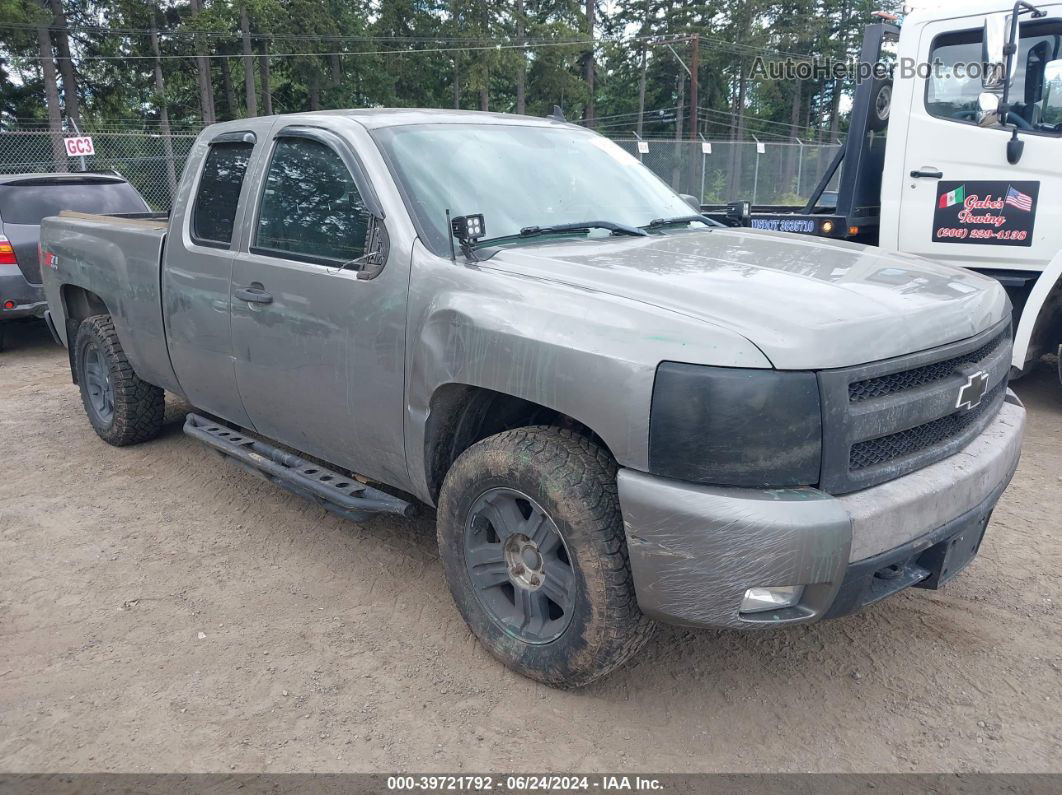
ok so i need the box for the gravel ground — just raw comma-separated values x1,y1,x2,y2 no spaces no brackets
1,320,1060,773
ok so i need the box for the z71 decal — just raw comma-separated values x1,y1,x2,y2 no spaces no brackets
932,180,1038,246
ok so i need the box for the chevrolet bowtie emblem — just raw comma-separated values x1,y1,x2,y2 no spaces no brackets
956,370,990,411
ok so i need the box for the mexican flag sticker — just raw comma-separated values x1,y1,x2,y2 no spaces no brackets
938,184,965,209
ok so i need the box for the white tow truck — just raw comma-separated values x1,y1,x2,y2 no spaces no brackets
706,0,1062,386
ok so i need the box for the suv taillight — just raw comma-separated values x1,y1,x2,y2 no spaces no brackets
0,235,17,266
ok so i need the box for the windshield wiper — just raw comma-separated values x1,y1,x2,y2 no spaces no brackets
643,214,721,229
474,220,648,249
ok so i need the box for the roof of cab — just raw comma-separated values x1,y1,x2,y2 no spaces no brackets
237,107,576,131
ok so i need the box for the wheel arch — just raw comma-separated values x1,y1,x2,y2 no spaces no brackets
59,285,110,383
422,383,612,505
1013,258,1062,372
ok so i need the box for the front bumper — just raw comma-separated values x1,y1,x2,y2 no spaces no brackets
0,268,46,321
618,393,1025,629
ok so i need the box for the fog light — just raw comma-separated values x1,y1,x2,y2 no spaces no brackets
740,585,804,614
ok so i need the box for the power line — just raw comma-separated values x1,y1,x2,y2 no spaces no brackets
697,106,824,135
10,38,607,62
1,22,820,64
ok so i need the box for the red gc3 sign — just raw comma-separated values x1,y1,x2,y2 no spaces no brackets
64,136,95,157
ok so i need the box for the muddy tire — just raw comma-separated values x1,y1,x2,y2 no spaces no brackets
437,426,654,687
74,315,164,446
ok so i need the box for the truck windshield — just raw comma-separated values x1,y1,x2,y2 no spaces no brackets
373,123,702,254
0,178,149,226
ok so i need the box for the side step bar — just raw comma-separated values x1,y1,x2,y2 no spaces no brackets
184,413,415,521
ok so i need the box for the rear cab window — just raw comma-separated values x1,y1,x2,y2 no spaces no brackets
191,140,254,248
0,179,148,225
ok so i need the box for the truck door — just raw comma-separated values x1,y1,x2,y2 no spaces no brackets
164,130,261,427
892,12,1062,277
228,126,408,487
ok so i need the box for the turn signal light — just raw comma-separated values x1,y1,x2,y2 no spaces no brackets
0,235,17,266
820,220,834,234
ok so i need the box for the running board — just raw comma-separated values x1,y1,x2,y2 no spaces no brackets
183,413,415,521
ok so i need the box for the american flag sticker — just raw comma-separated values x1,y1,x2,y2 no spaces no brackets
1005,185,1033,212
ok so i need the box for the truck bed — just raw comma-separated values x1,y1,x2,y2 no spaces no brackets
40,211,180,394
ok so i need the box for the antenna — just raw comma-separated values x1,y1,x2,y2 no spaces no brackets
547,105,566,122
445,209,456,263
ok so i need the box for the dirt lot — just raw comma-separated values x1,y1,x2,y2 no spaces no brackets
1,320,1060,774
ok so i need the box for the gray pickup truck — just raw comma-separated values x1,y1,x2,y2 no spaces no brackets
39,109,1025,687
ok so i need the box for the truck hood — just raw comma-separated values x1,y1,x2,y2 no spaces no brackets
482,227,1008,369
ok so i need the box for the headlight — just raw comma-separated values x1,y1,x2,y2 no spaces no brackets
648,363,822,488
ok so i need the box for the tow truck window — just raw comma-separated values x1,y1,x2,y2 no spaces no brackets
253,137,370,266
191,141,253,247
927,21,1062,135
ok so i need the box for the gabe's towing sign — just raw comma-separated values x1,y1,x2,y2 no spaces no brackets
64,136,95,157
933,180,1038,247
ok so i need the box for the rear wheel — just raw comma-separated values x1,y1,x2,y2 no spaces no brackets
74,315,164,446
437,426,653,687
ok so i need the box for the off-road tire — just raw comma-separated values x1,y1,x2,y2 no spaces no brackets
437,426,654,687
74,314,164,446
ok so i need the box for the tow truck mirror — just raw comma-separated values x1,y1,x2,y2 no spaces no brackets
982,15,1008,90
1045,59,1062,85
977,91,1001,123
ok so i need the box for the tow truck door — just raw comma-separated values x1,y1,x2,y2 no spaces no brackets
892,11,1062,274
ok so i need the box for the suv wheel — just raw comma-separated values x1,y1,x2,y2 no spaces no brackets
437,426,653,687
74,315,164,446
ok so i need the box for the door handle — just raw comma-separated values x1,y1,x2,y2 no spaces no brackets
910,168,944,179
234,286,273,304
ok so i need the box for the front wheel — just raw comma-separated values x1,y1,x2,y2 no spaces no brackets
74,315,164,446
437,426,654,687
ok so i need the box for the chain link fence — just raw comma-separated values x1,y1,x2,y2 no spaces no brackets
0,130,198,212
613,139,843,205
0,130,842,212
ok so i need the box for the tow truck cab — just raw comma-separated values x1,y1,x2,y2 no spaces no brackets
705,1,1062,379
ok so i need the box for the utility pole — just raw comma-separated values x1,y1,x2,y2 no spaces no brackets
636,44,647,138
583,0,595,127
689,34,699,141
240,5,257,117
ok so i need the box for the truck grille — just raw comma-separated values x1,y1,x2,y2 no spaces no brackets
849,379,1007,470
848,329,1008,403
818,319,1012,494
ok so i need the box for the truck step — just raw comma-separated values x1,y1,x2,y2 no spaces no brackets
183,413,415,521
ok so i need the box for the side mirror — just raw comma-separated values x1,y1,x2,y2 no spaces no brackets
982,15,1008,90
680,193,701,211
1045,58,1062,86
977,91,1001,123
